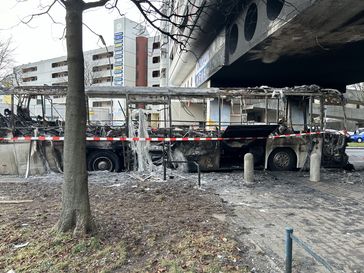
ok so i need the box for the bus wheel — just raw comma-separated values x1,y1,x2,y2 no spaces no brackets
268,148,296,171
87,150,121,172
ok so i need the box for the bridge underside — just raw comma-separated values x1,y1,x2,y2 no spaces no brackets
211,39,364,91
208,0,364,91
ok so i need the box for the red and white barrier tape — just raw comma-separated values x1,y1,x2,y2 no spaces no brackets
0,132,323,142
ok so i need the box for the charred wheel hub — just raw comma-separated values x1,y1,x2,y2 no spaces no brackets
94,157,113,171
273,152,290,169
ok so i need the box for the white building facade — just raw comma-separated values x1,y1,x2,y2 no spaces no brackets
8,17,171,126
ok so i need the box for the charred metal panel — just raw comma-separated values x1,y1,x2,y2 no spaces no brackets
222,125,278,138
322,133,348,168
175,141,220,171
0,141,63,175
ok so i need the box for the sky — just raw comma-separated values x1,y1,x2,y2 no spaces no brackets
0,0,143,65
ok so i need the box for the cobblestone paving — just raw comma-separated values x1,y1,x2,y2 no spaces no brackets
203,170,364,273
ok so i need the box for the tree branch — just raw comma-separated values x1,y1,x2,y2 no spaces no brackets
83,0,110,10
20,0,59,24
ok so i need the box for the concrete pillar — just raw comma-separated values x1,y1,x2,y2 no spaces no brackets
310,153,321,182
244,153,254,183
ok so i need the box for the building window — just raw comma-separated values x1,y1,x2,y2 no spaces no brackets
52,71,68,78
92,76,113,84
152,84,160,87
22,66,37,73
170,44,177,60
161,68,166,78
161,48,168,58
92,64,113,72
92,52,113,61
51,60,67,68
93,101,111,107
22,76,37,82
152,56,160,64
152,70,160,78
152,42,160,50
52,82,68,86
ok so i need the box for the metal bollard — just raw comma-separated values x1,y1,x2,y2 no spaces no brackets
244,153,254,183
310,153,321,182
285,227,294,273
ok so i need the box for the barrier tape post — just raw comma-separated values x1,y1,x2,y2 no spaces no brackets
285,228,294,273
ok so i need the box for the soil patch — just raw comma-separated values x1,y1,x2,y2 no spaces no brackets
0,175,251,273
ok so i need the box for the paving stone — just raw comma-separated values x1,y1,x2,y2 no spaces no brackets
204,170,364,273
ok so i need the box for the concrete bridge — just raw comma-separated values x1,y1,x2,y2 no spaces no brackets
169,0,364,91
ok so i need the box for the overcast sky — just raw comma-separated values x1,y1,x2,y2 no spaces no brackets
0,0,142,65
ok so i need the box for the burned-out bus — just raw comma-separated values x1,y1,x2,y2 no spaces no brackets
0,85,349,175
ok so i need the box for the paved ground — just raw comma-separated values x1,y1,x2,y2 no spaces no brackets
203,169,364,273
347,148,364,170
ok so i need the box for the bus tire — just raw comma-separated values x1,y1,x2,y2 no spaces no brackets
87,150,121,172
268,148,296,171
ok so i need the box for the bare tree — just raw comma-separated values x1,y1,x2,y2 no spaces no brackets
0,38,14,86
84,60,96,87
19,0,207,234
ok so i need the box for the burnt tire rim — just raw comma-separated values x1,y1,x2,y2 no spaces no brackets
273,152,290,169
92,156,114,171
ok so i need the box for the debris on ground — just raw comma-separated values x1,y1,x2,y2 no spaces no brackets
0,200,33,204
0,172,252,273
1,166,363,273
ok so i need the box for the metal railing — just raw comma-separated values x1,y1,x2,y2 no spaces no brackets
285,227,334,273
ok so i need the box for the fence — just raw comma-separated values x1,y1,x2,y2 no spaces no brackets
285,227,334,273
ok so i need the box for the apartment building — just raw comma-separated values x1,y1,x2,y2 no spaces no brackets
9,17,170,124
18,47,114,87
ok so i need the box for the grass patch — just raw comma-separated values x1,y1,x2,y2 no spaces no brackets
0,226,127,273
347,142,364,147
0,226,249,273
144,231,250,273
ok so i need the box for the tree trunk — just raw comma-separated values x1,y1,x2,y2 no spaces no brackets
56,1,94,234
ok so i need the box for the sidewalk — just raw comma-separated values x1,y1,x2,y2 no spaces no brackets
204,170,364,273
